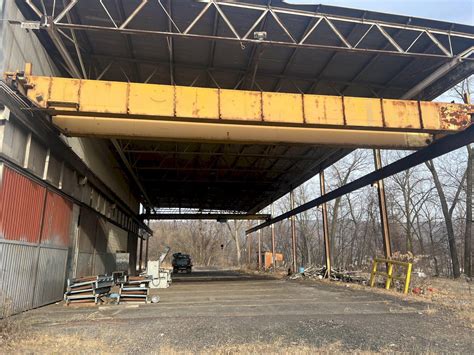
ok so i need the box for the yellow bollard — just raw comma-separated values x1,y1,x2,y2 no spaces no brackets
404,262,413,294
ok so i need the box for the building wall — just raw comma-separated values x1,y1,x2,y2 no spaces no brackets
0,165,70,315
0,1,138,210
0,159,139,316
0,2,145,316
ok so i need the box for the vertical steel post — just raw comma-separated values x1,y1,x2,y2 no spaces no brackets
320,171,331,278
271,203,276,271
145,237,149,269
138,237,143,271
374,149,392,260
290,190,297,273
247,221,252,265
258,229,262,270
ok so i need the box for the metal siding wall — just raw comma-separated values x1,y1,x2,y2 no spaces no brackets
27,139,47,177
0,167,74,315
67,204,80,280
95,218,108,253
107,223,128,253
32,246,68,308
41,190,73,247
0,121,28,166
0,167,46,243
0,242,37,316
127,233,138,275
78,208,97,253
76,252,93,277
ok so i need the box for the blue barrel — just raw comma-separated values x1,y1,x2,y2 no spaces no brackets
298,267,305,273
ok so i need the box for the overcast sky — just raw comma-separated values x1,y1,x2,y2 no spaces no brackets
287,0,473,25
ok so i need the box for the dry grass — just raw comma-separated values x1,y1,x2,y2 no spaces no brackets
0,299,26,349
301,275,473,327
3,335,380,355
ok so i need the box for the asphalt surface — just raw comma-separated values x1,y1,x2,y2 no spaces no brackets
15,270,474,352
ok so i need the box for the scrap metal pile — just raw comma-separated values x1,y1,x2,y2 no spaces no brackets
64,274,152,305
118,276,151,303
289,266,368,284
64,275,114,305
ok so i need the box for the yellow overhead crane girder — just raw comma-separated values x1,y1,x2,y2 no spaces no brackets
16,73,473,149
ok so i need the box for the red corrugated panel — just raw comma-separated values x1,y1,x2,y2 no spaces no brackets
0,167,46,243
41,190,73,247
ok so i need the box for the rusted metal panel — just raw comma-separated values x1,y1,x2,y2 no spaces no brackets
383,99,421,129
0,241,37,315
32,246,68,308
0,167,46,243
439,103,474,130
41,190,73,247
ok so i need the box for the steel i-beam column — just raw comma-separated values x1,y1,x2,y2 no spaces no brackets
145,237,149,268
374,149,392,260
320,171,331,278
290,190,297,273
138,237,143,271
247,221,252,265
271,203,276,271
258,229,262,270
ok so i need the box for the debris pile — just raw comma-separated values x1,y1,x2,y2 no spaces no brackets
64,275,114,305
289,265,368,284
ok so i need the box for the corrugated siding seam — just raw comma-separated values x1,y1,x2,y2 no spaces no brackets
41,190,73,247
0,167,46,243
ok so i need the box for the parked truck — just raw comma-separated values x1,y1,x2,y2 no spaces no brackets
172,253,193,273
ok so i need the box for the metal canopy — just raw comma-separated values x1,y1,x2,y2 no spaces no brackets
15,0,474,213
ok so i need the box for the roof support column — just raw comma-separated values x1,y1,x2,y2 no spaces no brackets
271,203,276,272
320,171,331,279
247,221,252,266
290,190,297,273
145,237,149,270
374,149,392,262
138,237,144,272
258,230,262,270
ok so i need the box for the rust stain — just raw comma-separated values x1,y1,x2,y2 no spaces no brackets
439,104,474,130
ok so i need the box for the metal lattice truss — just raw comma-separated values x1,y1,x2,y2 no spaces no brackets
24,0,474,90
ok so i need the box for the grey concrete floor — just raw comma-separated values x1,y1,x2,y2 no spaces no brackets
18,270,474,352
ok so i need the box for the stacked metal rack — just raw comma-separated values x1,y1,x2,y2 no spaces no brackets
64,275,114,305
118,276,151,304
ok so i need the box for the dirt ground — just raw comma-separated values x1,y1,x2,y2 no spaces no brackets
1,270,473,353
